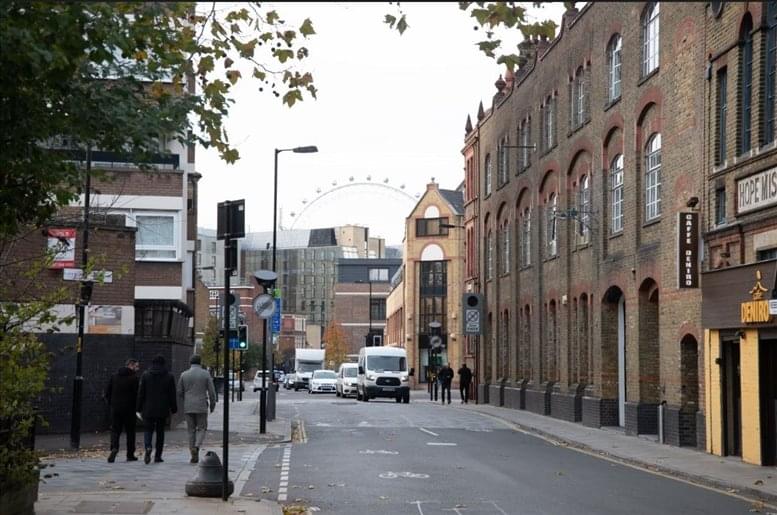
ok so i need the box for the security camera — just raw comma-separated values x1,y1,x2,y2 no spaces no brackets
686,196,700,208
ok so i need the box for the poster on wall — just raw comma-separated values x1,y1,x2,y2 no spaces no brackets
88,306,123,334
47,228,76,269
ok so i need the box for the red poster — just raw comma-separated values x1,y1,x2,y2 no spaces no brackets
47,228,76,269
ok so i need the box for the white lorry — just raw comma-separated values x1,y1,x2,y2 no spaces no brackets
291,348,326,391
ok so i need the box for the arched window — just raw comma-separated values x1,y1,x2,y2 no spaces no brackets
608,34,622,102
739,14,754,154
610,154,624,233
485,154,492,196
501,221,510,274
543,96,555,150
521,208,532,267
521,118,532,169
578,175,591,242
765,1,777,145
546,193,558,257
645,134,662,221
574,67,586,127
642,2,660,77
486,230,494,280
498,136,509,186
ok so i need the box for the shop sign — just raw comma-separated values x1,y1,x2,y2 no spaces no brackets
737,166,777,214
677,212,699,288
741,270,773,324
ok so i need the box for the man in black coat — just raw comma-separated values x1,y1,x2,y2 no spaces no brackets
438,363,454,405
457,363,473,404
137,355,177,464
104,358,140,462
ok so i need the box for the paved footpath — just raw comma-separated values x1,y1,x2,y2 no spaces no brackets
35,389,291,515
449,395,777,505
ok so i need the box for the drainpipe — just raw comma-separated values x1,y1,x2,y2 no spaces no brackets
658,400,667,444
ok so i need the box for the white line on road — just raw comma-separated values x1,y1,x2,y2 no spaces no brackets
233,444,265,497
418,427,439,437
484,500,508,515
426,442,457,446
278,443,292,503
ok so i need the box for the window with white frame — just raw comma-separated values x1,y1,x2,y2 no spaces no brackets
521,208,531,267
644,133,662,221
135,213,177,260
369,268,389,281
546,194,557,257
610,154,624,233
521,118,531,170
642,2,660,76
573,67,586,128
608,34,622,102
485,154,492,196
578,176,591,242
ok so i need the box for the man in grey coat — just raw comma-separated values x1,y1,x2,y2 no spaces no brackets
178,355,217,463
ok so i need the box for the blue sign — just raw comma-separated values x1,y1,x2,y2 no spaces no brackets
272,298,282,333
228,337,240,350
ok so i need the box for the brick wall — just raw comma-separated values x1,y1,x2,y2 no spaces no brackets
92,169,184,197
136,262,182,287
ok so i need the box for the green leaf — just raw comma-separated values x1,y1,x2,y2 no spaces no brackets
283,89,303,107
266,10,279,25
384,14,397,28
226,69,241,85
299,18,315,37
253,68,266,80
396,15,408,35
275,49,294,63
198,55,215,74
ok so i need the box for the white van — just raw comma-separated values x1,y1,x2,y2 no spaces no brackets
357,347,413,403
336,363,359,398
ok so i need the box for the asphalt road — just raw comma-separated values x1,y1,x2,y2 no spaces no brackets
242,389,760,515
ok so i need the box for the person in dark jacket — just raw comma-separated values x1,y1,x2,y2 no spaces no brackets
104,359,140,462
438,363,454,405
457,363,473,404
136,355,177,464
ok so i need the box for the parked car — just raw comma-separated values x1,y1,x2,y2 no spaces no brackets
308,369,337,394
336,363,358,398
253,370,278,392
283,374,293,390
229,372,244,392
274,370,285,385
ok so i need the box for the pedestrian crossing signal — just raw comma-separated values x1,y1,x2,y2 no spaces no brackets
238,325,248,350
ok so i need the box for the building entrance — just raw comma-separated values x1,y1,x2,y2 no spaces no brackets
722,339,741,457
760,338,777,466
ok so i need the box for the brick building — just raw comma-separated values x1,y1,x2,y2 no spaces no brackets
466,2,714,447
333,258,402,354
390,181,465,387
700,1,777,466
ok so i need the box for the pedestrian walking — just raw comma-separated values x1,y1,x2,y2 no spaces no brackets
178,354,217,464
136,354,177,464
457,363,472,404
104,358,140,463
438,363,454,404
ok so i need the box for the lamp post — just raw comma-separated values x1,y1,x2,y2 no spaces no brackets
70,147,92,450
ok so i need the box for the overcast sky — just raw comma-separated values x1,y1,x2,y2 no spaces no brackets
196,2,568,245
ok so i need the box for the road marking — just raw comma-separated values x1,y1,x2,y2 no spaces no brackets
484,500,508,515
408,500,440,515
427,442,457,446
418,427,439,437
359,449,399,455
278,443,292,503
379,471,430,479
233,444,265,497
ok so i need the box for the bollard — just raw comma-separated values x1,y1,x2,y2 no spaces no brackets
185,451,234,498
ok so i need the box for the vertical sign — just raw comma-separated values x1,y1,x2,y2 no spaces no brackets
47,228,76,269
677,212,699,288
271,297,282,334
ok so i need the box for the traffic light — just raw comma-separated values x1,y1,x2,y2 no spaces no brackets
238,325,248,350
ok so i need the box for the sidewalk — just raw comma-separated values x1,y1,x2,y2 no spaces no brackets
452,400,777,504
35,395,291,515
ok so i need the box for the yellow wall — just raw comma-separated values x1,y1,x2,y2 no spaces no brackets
740,329,761,465
705,330,723,456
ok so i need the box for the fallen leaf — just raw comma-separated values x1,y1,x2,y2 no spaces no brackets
754,480,764,486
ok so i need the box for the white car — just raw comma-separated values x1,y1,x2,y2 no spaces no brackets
336,363,358,398
253,370,279,392
308,369,337,394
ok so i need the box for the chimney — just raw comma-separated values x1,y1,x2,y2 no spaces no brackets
561,4,580,30
504,67,515,90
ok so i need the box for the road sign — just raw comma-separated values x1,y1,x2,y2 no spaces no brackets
770,299,777,316
462,293,484,335
63,268,113,283
271,298,281,333
430,335,442,349
253,293,275,318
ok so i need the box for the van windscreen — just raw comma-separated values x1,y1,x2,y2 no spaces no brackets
366,356,406,373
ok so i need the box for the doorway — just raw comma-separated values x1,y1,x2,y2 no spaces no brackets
760,338,777,466
722,339,741,457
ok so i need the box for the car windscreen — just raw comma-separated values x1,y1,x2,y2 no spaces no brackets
366,356,406,373
343,367,357,378
313,371,336,379
297,361,321,372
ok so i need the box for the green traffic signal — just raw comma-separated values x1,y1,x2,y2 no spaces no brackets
238,324,248,350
